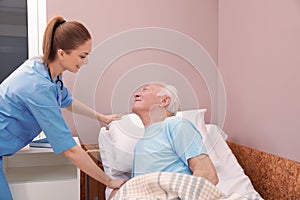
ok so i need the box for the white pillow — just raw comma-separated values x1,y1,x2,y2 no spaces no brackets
98,126,133,200
99,114,144,174
205,124,262,198
176,109,208,139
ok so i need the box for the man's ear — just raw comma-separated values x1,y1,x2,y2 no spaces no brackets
57,49,65,60
160,96,171,108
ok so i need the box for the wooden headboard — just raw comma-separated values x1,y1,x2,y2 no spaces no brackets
227,141,300,200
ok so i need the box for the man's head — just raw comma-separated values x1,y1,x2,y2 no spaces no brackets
132,82,180,120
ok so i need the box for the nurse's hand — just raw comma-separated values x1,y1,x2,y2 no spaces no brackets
106,178,126,189
108,189,119,200
97,113,123,124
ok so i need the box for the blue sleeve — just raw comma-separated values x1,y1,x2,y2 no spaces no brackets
25,85,76,154
168,119,207,165
60,81,73,108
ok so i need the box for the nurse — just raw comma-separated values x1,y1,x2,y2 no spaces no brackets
0,16,125,199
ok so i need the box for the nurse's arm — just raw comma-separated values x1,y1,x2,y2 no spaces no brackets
64,145,126,188
188,154,219,185
64,98,122,124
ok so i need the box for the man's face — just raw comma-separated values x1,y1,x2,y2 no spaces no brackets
132,84,162,114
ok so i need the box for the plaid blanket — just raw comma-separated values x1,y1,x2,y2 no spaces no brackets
111,172,225,200
111,172,262,200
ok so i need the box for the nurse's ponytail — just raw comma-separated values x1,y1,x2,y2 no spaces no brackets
42,16,91,64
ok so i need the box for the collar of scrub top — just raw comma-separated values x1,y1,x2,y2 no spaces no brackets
48,67,63,106
47,67,63,90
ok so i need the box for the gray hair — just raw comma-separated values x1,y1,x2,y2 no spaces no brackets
156,84,180,115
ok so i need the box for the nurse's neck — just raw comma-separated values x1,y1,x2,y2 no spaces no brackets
48,60,63,81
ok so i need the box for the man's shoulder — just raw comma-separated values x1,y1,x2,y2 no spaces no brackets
165,116,192,126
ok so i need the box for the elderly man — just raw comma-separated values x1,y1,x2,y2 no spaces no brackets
131,82,218,185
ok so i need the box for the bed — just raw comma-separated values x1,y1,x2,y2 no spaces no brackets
90,109,300,200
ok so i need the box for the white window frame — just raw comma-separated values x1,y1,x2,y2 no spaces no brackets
27,0,46,139
27,0,46,58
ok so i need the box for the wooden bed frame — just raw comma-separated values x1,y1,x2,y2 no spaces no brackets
81,142,300,200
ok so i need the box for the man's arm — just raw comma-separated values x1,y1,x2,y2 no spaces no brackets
188,154,219,185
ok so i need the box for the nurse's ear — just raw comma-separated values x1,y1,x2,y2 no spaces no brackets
57,49,65,60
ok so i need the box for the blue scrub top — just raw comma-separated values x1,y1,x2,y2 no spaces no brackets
132,116,207,177
0,57,76,155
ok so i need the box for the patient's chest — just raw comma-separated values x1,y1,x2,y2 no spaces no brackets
133,121,191,176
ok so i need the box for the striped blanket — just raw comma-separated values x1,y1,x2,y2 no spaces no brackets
111,172,262,200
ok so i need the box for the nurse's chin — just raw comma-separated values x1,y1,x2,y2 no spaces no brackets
72,66,80,73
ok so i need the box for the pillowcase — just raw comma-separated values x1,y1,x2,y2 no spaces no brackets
99,113,144,174
205,124,262,198
98,127,133,200
176,109,208,139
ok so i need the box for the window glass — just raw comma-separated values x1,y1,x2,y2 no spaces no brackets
0,0,28,83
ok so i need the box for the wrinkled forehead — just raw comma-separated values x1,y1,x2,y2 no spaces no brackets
136,83,164,91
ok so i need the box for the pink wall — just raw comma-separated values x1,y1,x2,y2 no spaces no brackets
47,0,219,144
47,0,299,162
219,0,300,161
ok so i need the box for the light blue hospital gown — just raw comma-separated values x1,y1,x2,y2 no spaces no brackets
0,57,76,200
132,116,207,177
